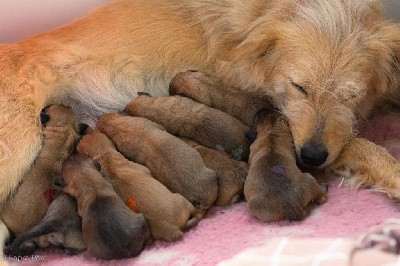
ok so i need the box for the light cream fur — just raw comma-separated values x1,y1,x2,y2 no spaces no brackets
0,0,398,231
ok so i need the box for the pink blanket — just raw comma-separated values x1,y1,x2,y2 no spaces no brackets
11,111,400,265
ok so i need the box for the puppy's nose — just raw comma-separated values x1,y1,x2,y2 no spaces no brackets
300,141,329,167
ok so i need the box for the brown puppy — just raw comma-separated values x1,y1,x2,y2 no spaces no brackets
183,138,248,206
96,113,218,211
9,193,85,256
1,104,83,237
244,109,327,222
169,71,272,127
77,131,199,241
56,154,150,260
125,95,251,161
328,138,400,201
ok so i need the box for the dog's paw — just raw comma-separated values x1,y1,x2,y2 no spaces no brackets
245,169,327,222
328,137,400,201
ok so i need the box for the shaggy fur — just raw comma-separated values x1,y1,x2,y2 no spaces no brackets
96,113,218,212
125,95,252,160
0,0,399,245
57,154,150,260
183,138,248,206
9,193,86,256
244,109,327,222
77,131,199,241
1,104,81,237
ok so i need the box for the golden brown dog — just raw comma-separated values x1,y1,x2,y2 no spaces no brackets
1,104,83,237
183,138,248,206
77,131,199,241
96,113,218,212
9,193,86,256
0,0,399,238
126,94,252,161
244,109,327,222
55,154,150,260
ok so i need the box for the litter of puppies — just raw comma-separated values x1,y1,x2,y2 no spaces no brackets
3,71,399,260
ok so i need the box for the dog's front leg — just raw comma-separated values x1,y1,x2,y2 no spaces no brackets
244,109,327,222
327,137,400,200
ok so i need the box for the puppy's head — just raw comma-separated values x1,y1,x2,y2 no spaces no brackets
77,131,116,158
41,104,88,135
228,0,400,168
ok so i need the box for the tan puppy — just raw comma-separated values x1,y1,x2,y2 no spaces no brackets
125,95,251,161
56,154,150,260
244,109,327,222
77,131,199,241
0,0,399,234
96,113,218,211
169,71,272,127
1,104,83,237
9,193,86,256
328,138,400,201
183,138,248,206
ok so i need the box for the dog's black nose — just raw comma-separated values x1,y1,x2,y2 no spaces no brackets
300,141,329,167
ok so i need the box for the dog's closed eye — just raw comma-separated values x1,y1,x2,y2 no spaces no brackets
291,82,308,95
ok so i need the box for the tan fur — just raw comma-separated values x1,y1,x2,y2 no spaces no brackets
59,154,150,260
77,131,198,241
9,193,86,256
183,138,248,206
1,104,81,236
126,95,251,161
96,113,218,211
244,109,327,222
169,71,272,127
0,0,399,218
328,137,400,200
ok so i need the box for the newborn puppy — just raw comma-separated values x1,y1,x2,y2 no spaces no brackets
77,131,199,241
183,138,248,206
169,71,272,127
125,95,251,161
96,113,218,212
244,109,327,222
56,154,150,260
9,193,85,256
1,104,84,236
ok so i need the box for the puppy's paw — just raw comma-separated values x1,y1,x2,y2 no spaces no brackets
245,169,327,222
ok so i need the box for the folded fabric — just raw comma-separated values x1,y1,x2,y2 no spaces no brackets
220,219,400,266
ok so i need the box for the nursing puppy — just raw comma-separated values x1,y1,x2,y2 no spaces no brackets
244,109,327,222
183,138,248,206
9,193,85,256
169,71,271,127
77,131,199,241
125,95,251,161
1,104,83,237
96,113,218,211
56,154,150,260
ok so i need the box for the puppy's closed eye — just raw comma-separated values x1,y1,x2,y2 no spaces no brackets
291,82,308,95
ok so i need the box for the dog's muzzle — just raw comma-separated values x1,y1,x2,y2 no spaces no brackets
300,141,329,167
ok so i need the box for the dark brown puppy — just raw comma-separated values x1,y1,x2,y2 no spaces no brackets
244,109,327,222
169,71,272,127
96,113,218,212
183,138,248,206
77,131,198,241
1,104,84,236
125,95,251,161
56,154,150,260
9,193,85,256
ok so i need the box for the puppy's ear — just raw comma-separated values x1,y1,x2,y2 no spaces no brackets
54,177,67,188
92,159,101,171
40,112,50,126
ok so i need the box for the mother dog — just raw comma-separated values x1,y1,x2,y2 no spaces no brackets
0,0,399,226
